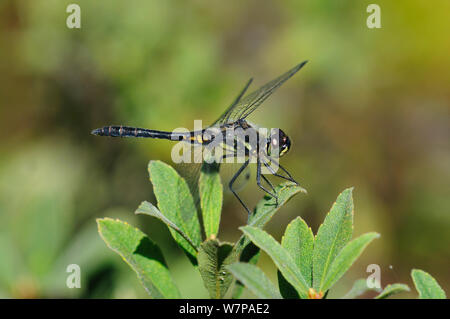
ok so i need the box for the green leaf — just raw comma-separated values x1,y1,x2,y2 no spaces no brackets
197,239,237,299
341,278,381,299
375,283,410,299
135,201,198,251
240,226,309,299
97,218,180,298
148,160,202,261
313,188,354,291
321,232,379,292
232,242,260,299
227,263,282,299
235,182,306,254
249,182,307,228
199,163,223,238
278,217,314,298
411,269,446,299
281,216,314,287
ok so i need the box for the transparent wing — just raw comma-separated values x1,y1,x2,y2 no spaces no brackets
210,78,253,127
175,145,204,209
219,161,251,192
211,61,308,126
175,152,252,208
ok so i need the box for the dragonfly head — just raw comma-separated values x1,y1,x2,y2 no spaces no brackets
267,129,291,158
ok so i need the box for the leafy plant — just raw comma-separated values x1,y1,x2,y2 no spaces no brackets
227,190,448,299
97,160,448,299
97,218,180,298
97,160,305,298
228,189,387,299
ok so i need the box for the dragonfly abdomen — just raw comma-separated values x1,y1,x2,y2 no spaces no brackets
91,126,188,140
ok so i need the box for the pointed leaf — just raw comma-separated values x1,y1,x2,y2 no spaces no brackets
281,216,314,287
148,160,202,261
313,188,354,290
235,182,306,254
241,226,309,299
321,232,379,292
199,163,223,238
197,239,237,299
135,201,198,251
375,283,410,299
97,218,180,298
248,182,307,228
341,278,381,299
411,269,446,299
278,217,314,298
227,262,282,299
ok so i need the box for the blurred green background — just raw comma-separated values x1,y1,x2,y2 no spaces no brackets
0,0,448,298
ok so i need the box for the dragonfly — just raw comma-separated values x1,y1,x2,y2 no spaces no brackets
92,61,308,216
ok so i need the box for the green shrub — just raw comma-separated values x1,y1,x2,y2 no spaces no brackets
98,160,446,299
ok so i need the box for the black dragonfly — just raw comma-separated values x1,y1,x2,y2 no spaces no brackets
92,61,308,216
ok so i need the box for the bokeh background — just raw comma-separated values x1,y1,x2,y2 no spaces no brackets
0,0,448,298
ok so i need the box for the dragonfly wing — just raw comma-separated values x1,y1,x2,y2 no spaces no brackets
213,61,308,126
238,61,308,121
211,78,253,127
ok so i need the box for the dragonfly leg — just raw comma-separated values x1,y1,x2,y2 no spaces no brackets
262,158,299,185
261,174,276,196
229,159,251,217
278,162,298,184
261,174,279,206
256,159,279,206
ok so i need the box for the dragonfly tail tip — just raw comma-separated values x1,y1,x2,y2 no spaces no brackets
91,128,102,136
